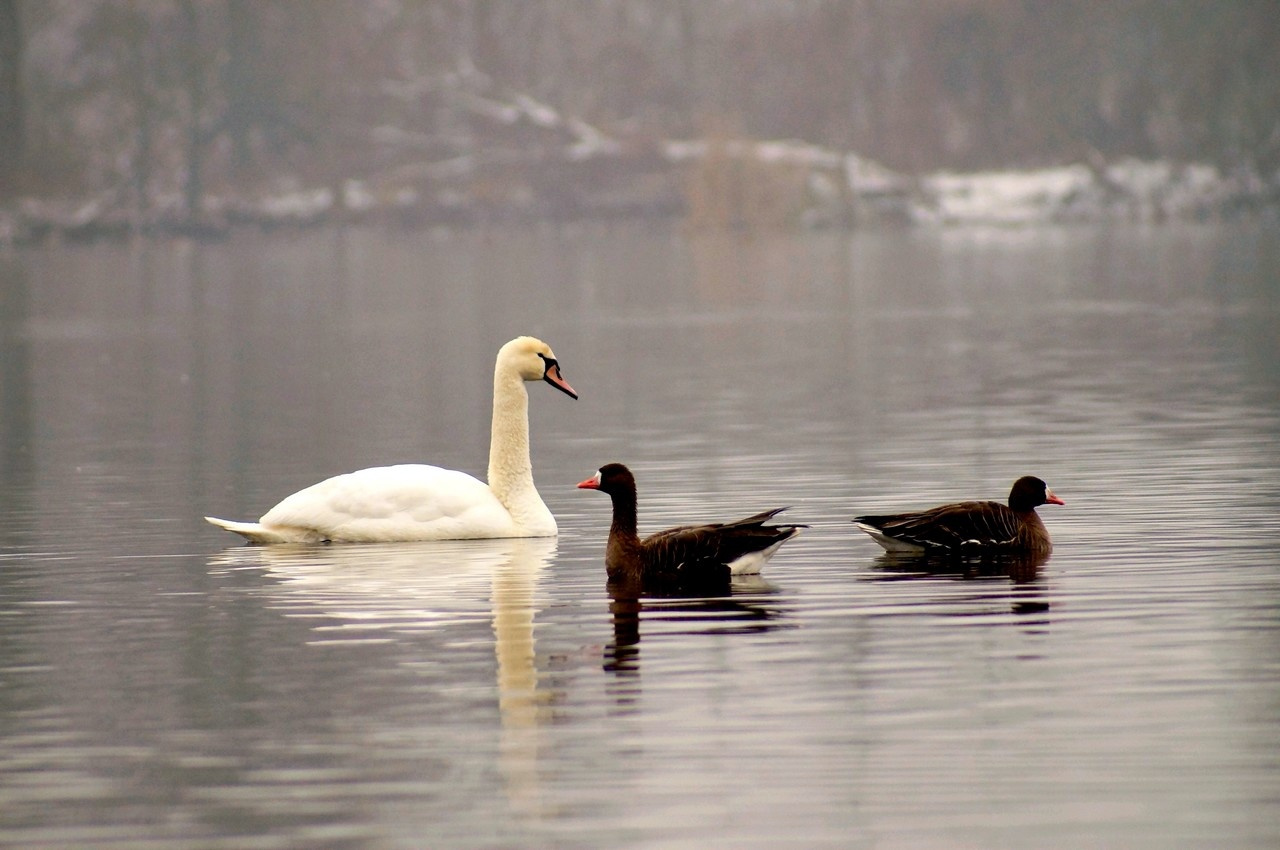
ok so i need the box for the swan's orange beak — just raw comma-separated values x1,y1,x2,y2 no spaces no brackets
1045,488,1065,506
543,359,578,399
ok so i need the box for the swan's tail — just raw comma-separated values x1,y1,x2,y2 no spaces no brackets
205,516,292,545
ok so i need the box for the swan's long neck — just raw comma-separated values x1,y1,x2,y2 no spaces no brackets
487,367,551,530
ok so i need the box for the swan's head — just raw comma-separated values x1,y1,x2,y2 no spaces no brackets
499,336,578,399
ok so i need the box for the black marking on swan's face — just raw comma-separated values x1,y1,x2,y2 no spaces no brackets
537,352,578,399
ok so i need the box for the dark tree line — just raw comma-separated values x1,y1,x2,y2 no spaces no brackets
0,0,21,195
1,0,1276,217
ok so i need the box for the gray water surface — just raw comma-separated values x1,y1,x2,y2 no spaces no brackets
1,222,1278,848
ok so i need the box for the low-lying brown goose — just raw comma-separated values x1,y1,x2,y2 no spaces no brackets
577,463,804,590
853,476,1064,557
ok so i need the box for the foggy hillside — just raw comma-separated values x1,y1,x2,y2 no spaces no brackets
1,0,1276,237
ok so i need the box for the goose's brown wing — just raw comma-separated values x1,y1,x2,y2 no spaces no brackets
855,500,1020,552
639,509,802,583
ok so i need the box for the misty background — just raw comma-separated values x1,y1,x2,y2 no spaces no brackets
0,0,1277,234
2,4,1280,848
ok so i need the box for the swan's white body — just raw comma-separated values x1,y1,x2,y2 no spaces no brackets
206,336,575,544
207,464,548,543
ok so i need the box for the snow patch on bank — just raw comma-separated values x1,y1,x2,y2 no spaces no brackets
916,159,1273,224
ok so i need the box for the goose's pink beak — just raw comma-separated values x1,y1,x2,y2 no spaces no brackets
1045,488,1065,506
576,476,599,490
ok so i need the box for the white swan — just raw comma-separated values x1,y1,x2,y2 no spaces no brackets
205,336,577,543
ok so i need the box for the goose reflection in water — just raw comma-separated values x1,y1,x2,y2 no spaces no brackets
603,576,788,686
867,551,1052,618
208,537,556,816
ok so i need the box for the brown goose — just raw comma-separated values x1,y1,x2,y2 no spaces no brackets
853,476,1064,557
577,463,804,589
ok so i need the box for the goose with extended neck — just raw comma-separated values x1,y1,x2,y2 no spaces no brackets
206,336,577,543
577,463,804,591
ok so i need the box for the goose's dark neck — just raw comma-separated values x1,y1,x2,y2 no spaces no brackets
605,487,643,579
1018,507,1045,528
608,489,638,538
1016,509,1052,554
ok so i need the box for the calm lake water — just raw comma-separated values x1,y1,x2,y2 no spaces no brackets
1,220,1278,849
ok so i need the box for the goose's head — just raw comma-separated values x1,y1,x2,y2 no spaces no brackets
576,463,635,495
498,336,578,399
1008,476,1065,511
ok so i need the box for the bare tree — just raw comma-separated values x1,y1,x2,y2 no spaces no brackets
176,0,210,219
0,0,23,196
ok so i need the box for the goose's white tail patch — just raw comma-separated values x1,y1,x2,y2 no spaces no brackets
855,523,926,554
726,529,802,575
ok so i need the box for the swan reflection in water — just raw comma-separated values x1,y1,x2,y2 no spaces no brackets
865,550,1053,619
209,537,556,816
603,574,789,692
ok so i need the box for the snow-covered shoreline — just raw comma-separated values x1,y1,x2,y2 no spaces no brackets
916,159,1273,225
2,132,1275,245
